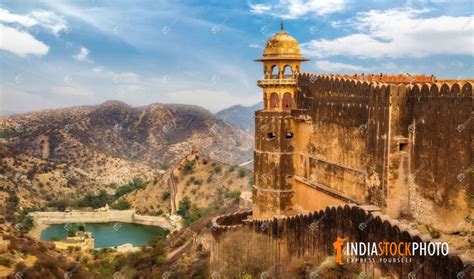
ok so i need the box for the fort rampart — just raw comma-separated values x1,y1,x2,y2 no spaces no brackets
276,74,473,230
211,205,473,278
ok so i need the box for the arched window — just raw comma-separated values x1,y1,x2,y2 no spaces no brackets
269,93,279,110
283,65,293,79
282,93,292,110
271,65,279,79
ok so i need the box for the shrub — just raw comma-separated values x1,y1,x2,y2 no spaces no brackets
213,165,222,174
14,213,34,234
161,191,170,201
181,160,195,175
425,225,441,239
238,169,246,178
225,190,241,200
111,200,131,210
177,196,191,217
0,255,13,267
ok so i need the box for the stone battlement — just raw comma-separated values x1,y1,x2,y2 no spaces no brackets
211,205,473,278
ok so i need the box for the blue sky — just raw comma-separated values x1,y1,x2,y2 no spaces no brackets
0,0,472,114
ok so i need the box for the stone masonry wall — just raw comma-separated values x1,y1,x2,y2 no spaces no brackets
291,74,472,230
211,206,473,278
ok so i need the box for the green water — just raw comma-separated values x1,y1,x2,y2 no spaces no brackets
40,222,168,248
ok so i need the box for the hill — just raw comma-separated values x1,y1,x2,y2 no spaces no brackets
0,101,253,213
216,102,262,132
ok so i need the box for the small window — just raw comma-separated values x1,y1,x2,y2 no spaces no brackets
285,132,293,139
399,142,408,151
267,132,276,140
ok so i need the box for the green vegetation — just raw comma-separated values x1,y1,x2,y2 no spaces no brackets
65,223,87,237
177,196,206,226
425,225,441,239
213,165,222,174
0,128,25,139
14,213,34,234
181,160,196,175
0,254,13,267
149,228,170,245
248,176,255,186
114,177,146,198
238,169,246,178
111,200,131,210
78,190,109,208
225,190,241,200
47,177,146,210
161,191,170,201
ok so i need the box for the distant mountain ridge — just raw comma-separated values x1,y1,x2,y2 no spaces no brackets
0,100,253,167
216,102,262,132
0,101,253,210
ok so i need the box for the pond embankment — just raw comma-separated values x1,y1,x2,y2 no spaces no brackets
28,209,180,239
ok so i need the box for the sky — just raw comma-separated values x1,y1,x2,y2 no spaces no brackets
0,0,473,114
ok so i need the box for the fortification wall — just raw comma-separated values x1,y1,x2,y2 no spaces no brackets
292,74,472,230
211,206,473,278
293,74,391,209
401,82,473,229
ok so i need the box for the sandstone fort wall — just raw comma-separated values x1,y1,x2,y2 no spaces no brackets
211,206,473,278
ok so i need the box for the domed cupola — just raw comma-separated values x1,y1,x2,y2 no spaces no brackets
257,22,309,61
255,22,309,112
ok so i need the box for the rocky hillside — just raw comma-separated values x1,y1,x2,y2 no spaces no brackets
216,102,262,132
0,101,253,167
0,101,253,212
124,152,253,216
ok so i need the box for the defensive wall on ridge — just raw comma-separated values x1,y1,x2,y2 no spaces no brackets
211,205,473,278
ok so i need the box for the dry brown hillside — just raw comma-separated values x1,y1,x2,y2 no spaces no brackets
0,101,253,168
0,101,253,213
0,144,156,214
124,152,253,216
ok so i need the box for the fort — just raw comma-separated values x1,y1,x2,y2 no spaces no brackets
211,25,473,278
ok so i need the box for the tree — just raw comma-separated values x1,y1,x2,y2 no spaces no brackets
14,213,34,234
111,200,131,210
177,196,191,217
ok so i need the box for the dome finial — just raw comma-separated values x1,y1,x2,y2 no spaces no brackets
280,20,284,31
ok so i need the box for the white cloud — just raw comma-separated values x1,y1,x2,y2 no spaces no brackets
302,8,474,58
0,8,68,36
249,4,272,14
52,85,94,97
315,60,369,72
110,72,141,84
0,8,37,27
0,25,49,56
249,0,347,19
74,47,92,62
30,10,69,35
248,44,262,49
92,66,104,73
